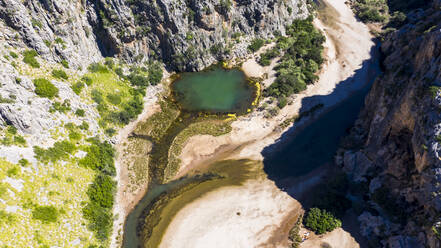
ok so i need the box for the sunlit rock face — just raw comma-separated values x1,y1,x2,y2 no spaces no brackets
0,0,307,71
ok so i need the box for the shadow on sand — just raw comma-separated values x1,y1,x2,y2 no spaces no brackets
261,44,382,247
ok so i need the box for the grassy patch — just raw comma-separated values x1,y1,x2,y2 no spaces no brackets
83,65,144,128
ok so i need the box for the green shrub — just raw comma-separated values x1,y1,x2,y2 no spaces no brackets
304,208,341,234
32,205,58,223
114,67,124,78
23,50,40,68
6,167,19,177
127,73,149,87
71,82,84,95
14,135,26,146
105,128,116,136
289,215,303,248
81,76,93,86
49,100,71,113
277,97,287,108
358,8,385,23
106,93,122,105
44,39,51,47
7,125,17,135
61,60,69,68
259,47,280,66
75,109,85,117
82,200,113,241
34,140,76,163
87,174,115,208
69,131,81,140
9,51,18,59
52,69,69,80
31,18,43,29
148,62,163,85
91,90,104,104
79,121,89,130
54,37,65,44
18,158,29,167
88,63,108,73
81,140,116,242
112,93,143,124
104,58,114,69
79,140,115,175
265,16,324,98
248,38,265,52
33,78,58,98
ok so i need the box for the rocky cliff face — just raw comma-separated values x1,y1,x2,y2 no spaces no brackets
0,0,306,71
339,1,441,247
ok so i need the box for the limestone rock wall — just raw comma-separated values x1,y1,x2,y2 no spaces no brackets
339,2,441,247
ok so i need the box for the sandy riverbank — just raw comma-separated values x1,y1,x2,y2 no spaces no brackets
158,0,377,247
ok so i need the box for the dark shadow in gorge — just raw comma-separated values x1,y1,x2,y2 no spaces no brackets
261,43,382,248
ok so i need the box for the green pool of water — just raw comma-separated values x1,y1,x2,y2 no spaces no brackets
171,67,255,113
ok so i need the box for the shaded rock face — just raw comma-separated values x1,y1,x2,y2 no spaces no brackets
340,2,441,247
0,0,307,71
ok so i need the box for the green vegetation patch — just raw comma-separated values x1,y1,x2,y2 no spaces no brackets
51,69,69,80
304,208,341,234
79,139,116,176
248,38,266,52
258,47,280,66
23,50,40,68
32,205,59,223
84,63,145,127
81,139,117,243
34,140,76,164
265,16,325,98
33,78,59,98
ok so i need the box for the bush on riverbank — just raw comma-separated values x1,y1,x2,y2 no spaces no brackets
304,208,341,234
264,16,325,98
81,139,116,242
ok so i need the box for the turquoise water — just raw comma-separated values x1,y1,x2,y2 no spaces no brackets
171,67,254,113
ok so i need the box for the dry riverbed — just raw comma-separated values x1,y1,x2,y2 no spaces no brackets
157,0,377,247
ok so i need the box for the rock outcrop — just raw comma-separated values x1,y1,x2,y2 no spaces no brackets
0,0,307,71
339,2,441,247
